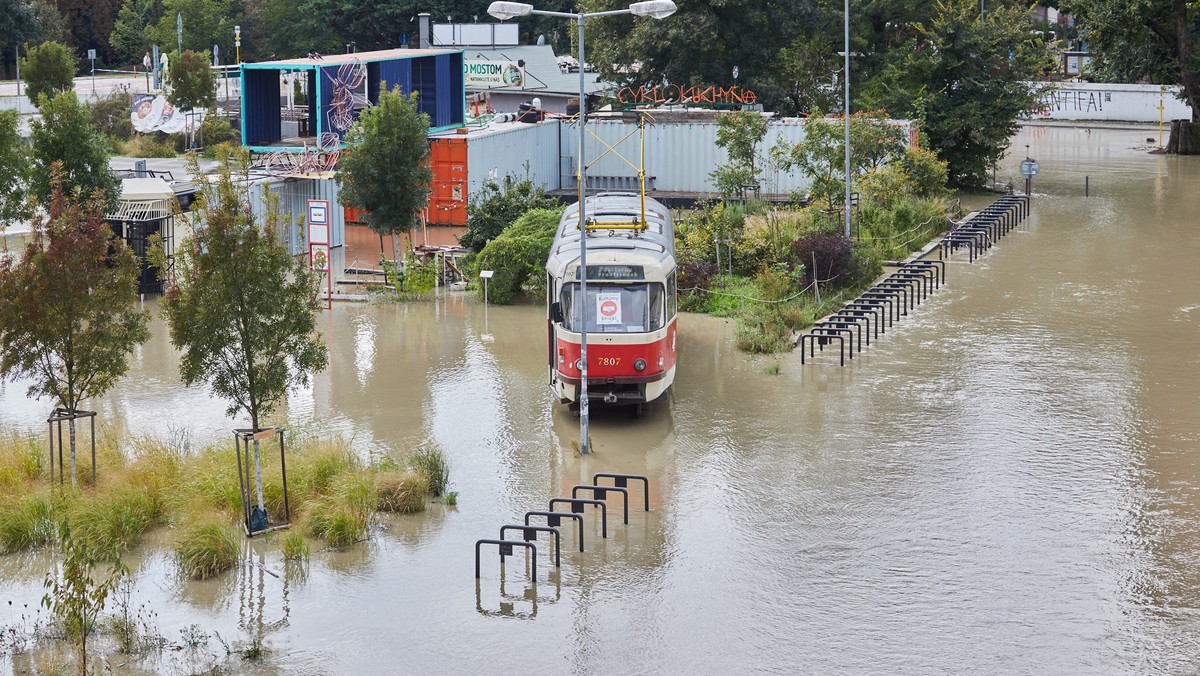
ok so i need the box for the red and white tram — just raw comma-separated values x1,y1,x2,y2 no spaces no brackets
546,193,677,412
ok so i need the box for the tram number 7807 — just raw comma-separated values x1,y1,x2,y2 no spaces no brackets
598,357,621,367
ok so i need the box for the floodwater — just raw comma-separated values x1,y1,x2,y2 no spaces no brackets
3,125,1200,673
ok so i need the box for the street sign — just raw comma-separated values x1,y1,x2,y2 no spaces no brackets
307,199,332,309
1019,158,1040,179
87,49,96,60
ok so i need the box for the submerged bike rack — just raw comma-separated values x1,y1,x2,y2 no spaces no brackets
801,197,1028,367
593,473,650,511
500,524,561,568
549,498,608,538
572,485,629,525
476,539,538,581
525,511,585,552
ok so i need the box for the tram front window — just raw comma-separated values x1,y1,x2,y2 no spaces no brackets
560,283,664,333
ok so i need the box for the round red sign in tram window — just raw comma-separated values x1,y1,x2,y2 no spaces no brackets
600,300,618,317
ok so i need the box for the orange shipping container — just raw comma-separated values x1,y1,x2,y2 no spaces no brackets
428,137,468,226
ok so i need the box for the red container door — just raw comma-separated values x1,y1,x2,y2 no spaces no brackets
428,137,468,226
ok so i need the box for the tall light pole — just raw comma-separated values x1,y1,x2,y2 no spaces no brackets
488,0,676,455
844,0,851,240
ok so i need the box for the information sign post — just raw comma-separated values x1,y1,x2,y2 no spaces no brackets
307,200,332,309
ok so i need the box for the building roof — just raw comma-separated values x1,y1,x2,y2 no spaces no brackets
462,45,603,97
247,48,461,69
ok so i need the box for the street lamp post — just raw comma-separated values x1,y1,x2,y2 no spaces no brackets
488,0,676,455
844,0,851,240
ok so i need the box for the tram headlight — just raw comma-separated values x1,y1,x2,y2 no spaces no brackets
634,358,647,372
575,359,584,371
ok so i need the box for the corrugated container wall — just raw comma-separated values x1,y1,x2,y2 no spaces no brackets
560,118,914,196
464,121,561,196
248,177,345,256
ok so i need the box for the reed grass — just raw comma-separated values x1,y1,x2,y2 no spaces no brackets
0,491,57,553
301,473,373,547
280,532,309,561
406,447,449,497
0,434,44,489
67,482,160,560
374,470,429,514
174,512,241,580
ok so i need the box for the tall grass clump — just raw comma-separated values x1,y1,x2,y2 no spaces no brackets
302,473,373,547
407,447,449,497
290,438,360,504
374,470,429,514
280,532,309,562
175,442,243,515
175,512,241,580
68,483,160,560
0,492,57,553
0,434,43,488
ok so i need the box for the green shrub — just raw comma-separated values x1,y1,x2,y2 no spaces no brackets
0,434,43,488
374,470,428,513
122,133,177,158
199,113,239,147
175,513,240,580
735,308,793,353
475,207,563,304
406,447,449,496
752,266,792,302
901,145,949,198
89,90,136,141
777,304,814,330
461,176,560,252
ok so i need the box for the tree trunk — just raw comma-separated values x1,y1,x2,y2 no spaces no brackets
252,438,265,511
1166,120,1200,154
68,416,77,488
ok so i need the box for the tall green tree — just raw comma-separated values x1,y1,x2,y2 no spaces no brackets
0,175,150,487
109,0,164,65
18,40,76,107
54,0,123,63
29,90,120,209
0,110,30,229
158,150,327,518
2,0,66,79
710,110,769,197
338,87,433,255
149,0,241,57
167,49,216,147
1061,0,1200,151
861,0,1054,185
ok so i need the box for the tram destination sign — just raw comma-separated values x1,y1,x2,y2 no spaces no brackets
575,265,644,281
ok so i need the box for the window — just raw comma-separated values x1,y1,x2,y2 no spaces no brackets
560,283,665,333
666,269,677,318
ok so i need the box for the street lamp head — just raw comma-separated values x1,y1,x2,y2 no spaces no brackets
487,1,534,20
629,0,677,19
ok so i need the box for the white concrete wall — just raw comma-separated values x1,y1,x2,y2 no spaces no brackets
1029,82,1193,123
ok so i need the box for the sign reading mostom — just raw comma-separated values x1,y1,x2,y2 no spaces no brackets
464,61,524,88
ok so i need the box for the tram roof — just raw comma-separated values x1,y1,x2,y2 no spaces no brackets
548,193,675,273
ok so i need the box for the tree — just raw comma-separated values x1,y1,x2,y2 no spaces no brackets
18,40,76,107
0,174,150,487
772,109,908,208
0,110,30,229
29,90,120,209
1061,0,1200,152
709,111,769,198
158,150,327,522
167,49,216,147
460,176,559,252
52,0,122,63
109,0,164,65
42,524,128,676
861,0,1055,185
1,0,66,79
149,0,241,59
338,87,432,256
768,33,842,116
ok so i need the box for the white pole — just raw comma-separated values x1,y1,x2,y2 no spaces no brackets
577,13,590,455
844,0,851,240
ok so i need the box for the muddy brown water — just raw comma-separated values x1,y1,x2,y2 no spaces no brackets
2,126,1200,673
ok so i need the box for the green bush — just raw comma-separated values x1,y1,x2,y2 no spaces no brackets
122,133,177,158
281,531,309,561
735,307,793,353
19,41,76,107
461,176,560,252
901,145,950,198
476,207,563,304
89,90,135,142
200,113,239,147
175,513,240,580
